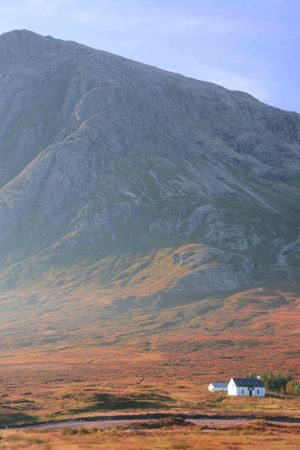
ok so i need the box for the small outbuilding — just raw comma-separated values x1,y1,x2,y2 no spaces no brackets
228,377,265,397
208,382,228,393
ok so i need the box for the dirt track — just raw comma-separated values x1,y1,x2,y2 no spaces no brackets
25,414,300,431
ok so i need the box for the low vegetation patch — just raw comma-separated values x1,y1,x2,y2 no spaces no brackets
0,412,36,428
71,392,175,414
1,422,300,449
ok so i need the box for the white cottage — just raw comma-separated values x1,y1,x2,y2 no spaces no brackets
208,382,228,393
228,377,265,397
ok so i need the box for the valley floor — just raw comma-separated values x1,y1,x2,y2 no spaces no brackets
0,344,300,449
0,287,299,448
0,339,300,425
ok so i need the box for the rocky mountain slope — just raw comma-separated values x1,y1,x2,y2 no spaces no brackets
0,30,299,348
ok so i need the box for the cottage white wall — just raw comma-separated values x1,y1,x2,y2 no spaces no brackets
228,379,237,396
252,387,265,397
208,383,228,393
228,379,265,397
238,387,265,397
237,387,245,396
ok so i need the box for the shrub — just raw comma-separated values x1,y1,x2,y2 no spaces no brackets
286,380,300,395
248,371,295,393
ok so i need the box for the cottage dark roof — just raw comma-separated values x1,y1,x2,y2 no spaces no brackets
232,377,264,388
210,382,228,388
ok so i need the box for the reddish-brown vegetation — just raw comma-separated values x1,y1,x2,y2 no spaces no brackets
1,421,300,449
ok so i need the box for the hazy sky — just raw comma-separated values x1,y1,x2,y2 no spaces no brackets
0,0,299,112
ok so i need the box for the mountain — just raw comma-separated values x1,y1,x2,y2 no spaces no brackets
0,30,299,353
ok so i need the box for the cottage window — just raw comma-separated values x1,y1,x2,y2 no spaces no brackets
241,389,244,394
257,389,260,394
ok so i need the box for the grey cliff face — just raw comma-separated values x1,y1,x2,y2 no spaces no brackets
0,30,299,305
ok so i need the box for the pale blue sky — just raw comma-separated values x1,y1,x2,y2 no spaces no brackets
0,0,299,112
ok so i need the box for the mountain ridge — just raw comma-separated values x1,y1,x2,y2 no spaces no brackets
2,29,298,111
